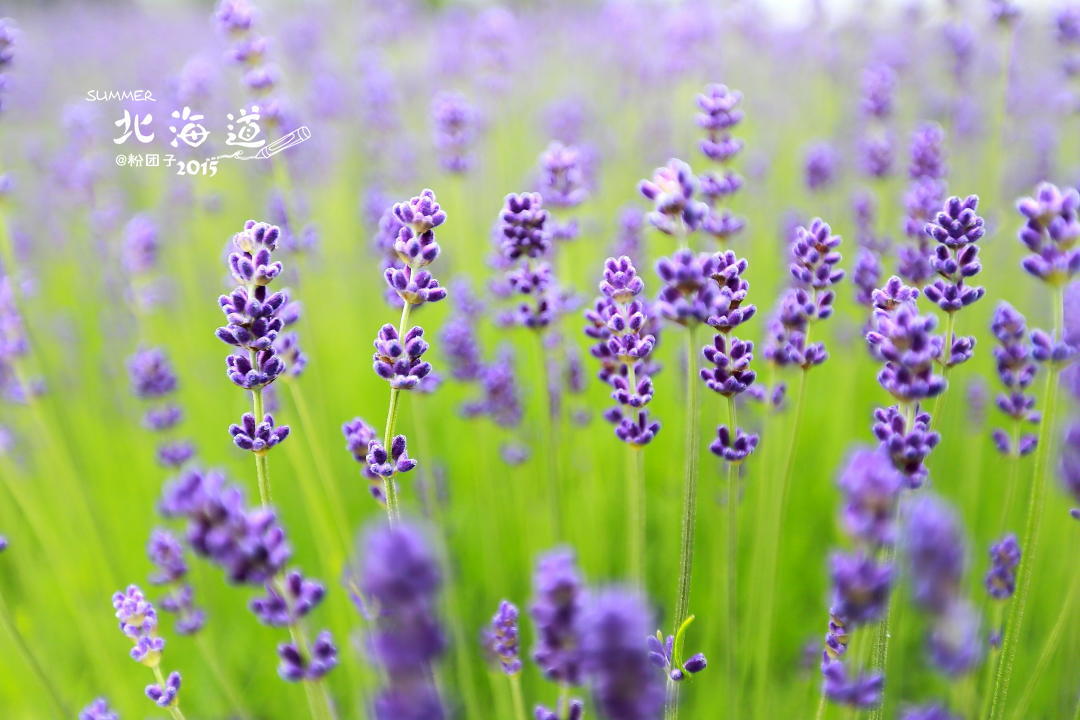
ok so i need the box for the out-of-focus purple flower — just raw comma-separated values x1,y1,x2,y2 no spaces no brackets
484,600,522,674
343,417,381,495
837,447,903,546
903,494,965,614
829,551,892,626
123,215,159,275
1056,6,1080,45
535,701,584,720
580,589,665,720
860,64,896,120
156,441,195,469
696,83,743,163
251,569,325,627
984,534,1020,599
216,0,255,34
820,656,883,708
432,91,477,174
852,248,882,307
1059,423,1080,519
145,670,181,708
530,548,584,686
790,219,845,290
278,630,337,681
900,703,960,720
638,159,707,235
909,123,947,181
229,412,289,453
804,143,838,191
654,250,718,327
354,522,446,720
79,698,118,720
538,141,588,209
989,302,1040,456
1016,182,1080,284
927,598,982,676
128,348,177,398
858,134,894,179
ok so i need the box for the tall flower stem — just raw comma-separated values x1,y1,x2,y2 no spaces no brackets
537,332,562,539
987,288,1065,720
667,324,701,720
380,299,414,523
628,445,645,583
997,418,1023,530
930,311,956,429
509,673,528,720
150,666,188,720
752,365,807,714
724,395,739,711
251,384,273,506
0,588,69,716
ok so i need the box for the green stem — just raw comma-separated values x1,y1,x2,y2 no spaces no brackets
509,673,528,720
753,366,808,715
724,395,738,711
1008,567,1080,720
251,384,272,506
0,588,70,716
977,603,1006,720
628,445,645,584
537,332,562,540
987,285,1064,720
814,691,827,720
997,418,1023,530
930,311,956,429
667,325,701,720
380,299,415,523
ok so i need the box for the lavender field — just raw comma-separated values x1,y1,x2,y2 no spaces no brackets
0,1,1078,719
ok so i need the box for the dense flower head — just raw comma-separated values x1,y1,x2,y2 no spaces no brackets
366,435,417,478
903,494,966,614
530,548,584,685
580,589,666,720
122,214,159,275
79,698,118,720
696,83,743,163
790,219,845,290
278,630,337,681
1016,182,1080,284
829,551,893,627
867,294,946,403
229,412,289,453
372,324,431,389
654,250,718,327
216,285,290,350
837,447,903,545
923,195,986,315
484,600,522,674
701,334,755,396
499,192,551,260
148,529,187,585
709,425,759,462
852,248,882,306
114,584,159,641
984,534,1020,599
432,91,477,173
871,406,941,488
226,348,284,389
393,188,447,238
638,158,707,235
216,0,255,34
251,569,325,627
989,302,1041,455
706,249,756,332
128,347,178,398
145,670,181,707
538,141,588,208
608,408,661,447
228,220,282,286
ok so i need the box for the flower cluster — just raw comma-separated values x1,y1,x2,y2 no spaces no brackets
696,84,745,244
899,123,948,286
484,600,522,674
764,219,844,370
1016,182,1080,285
147,529,205,635
585,256,660,446
638,159,707,236
989,303,1040,457
112,584,185,709
537,141,588,241
432,91,478,174
866,276,948,404
496,192,558,329
354,522,446,720
127,347,195,468
902,494,983,676
216,0,281,108
384,189,448,308
530,549,584,688
341,416,383,499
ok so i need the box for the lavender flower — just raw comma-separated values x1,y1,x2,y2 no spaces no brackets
586,257,661,446
984,534,1021,599
112,585,185,709
484,600,522,674
385,189,448,306
251,570,325,627
432,91,477,173
530,548,584,686
804,143,838,191
872,406,941,488
342,416,383,498
148,529,205,635
709,425,759,462
128,348,177,398
923,195,986,327
580,589,665,720
852,248,882,307
538,141,588,209
229,412,290,453
837,447,903,547
1061,423,1080,519
696,84,743,163
79,698,118,720
462,346,524,428
903,495,965,614
373,324,432,389
820,654,883,708
366,435,417,477
638,159,707,235
355,522,446,720
1016,182,1080,284
145,672,182,708
278,630,337,681
990,302,1040,456
829,552,892,626
909,123,947,181
927,598,982,676
860,64,897,120
497,192,559,329
654,250,719,327
866,279,947,403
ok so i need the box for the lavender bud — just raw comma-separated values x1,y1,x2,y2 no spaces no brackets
229,412,290,454
484,600,522,674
